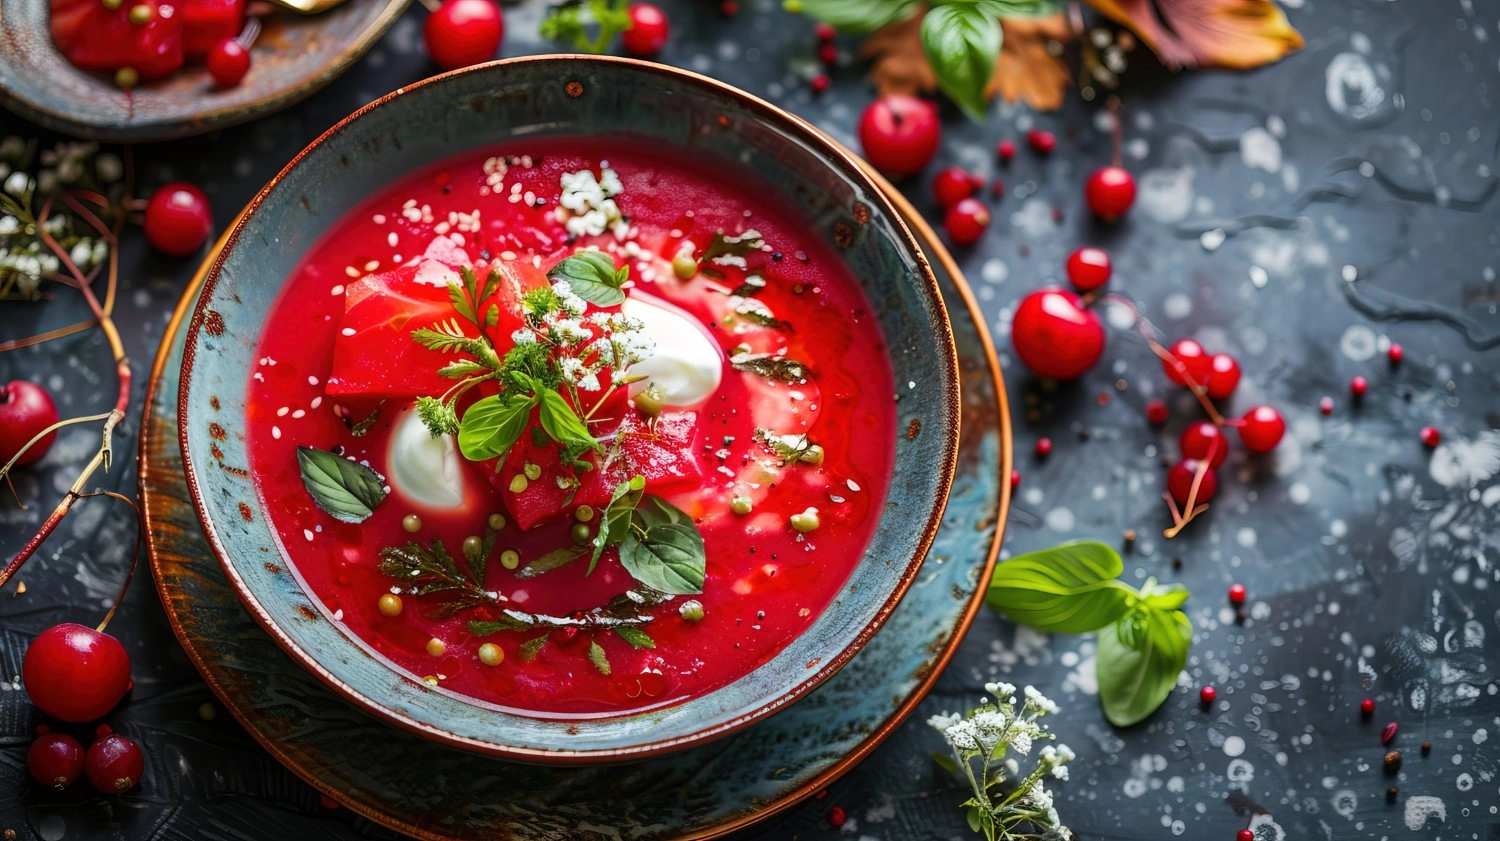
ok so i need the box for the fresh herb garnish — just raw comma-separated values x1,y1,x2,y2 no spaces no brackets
619,496,706,595
348,401,384,437
727,275,768,297
733,298,783,329
540,0,631,54
700,229,764,263
613,626,656,649
587,639,611,675
731,351,811,383
986,540,1193,726
515,545,587,579
468,586,672,636
377,536,502,617
296,446,387,524
755,427,821,466
547,250,628,307
591,475,646,571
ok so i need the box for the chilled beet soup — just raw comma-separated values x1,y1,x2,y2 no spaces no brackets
245,139,896,717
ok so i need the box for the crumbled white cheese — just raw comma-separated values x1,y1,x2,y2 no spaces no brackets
556,167,626,238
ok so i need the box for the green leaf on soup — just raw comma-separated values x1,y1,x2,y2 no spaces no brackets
457,392,537,461
588,638,612,675
547,250,627,307
1096,606,1192,727
613,626,656,649
920,5,1002,120
590,475,646,572
537,389,601,455
985,540,1135,634
619,496,706,595
295,446,387,524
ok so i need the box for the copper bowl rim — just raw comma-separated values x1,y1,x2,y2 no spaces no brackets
175,54,962,763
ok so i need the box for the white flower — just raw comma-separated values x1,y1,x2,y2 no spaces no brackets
4,171,31,197
1010,731,1032,757
0,216,18,235
1055,743,1075,764
943,719,980,751
1052,765,1070,781
985,681,1017,699
511,328,538,345
1025,686,1059,714
70,239,91,266
927,712,962,731
577,373,601,392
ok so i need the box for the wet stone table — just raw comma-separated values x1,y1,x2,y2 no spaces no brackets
3,0,1499,839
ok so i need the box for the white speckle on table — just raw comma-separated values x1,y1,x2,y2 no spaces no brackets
1404,795,1447,830
1325,50,1390,122
1010,199,1057,240
1473,728,1488,745
1137,167,1196,223
1338,324,1377,361
1236,527,1257,548
1331,789,1358,819
1199,228,1227,252
980,258,1008,284
1223,735,1246,757
1429,432,1500,488
1226,758,1254,785
1163,293,1192,320
1044,507,1075,532
1240,126,1282,172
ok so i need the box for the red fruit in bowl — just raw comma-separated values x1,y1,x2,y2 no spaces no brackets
1167,458,1217,506
1065,247,1111,292
23,623,132,723
1205,353,1241,400
28,732,85,790
858,94,939,177
0,380,60,465
85,733,144,794
622,3,669,57
206,38,250,88
1085,165,1136,220
1180,421,1228,468
423,0,503,70
1011,289,1105,381
144,182,213,257
1163,338,1211,386
1238,405,1285,453
180,0,245,60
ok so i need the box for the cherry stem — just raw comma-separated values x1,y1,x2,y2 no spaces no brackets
1163,456,1212,539
1107,96,1123,169
1101,292,1226,426
0,412,113,479
83,490,143,633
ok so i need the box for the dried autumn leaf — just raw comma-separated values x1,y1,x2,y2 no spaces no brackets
988,13,1073,111
862,9,1075,111
1083,0,1303,70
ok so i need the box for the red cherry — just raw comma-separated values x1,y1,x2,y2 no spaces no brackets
933,166,978,207
1180,421,1228,468
1163,339,1211,386
423,0,503,70
22,623,132,723
1011,289,1105,381
1237,831,1255,841
1319,396,1334,415
1026,129,1056,154
0,380,60,465
990,178,1005,199
28,732,85,790
1237,406,1285,453
1228,583,1246,605
1010,469,1021,489
813,22,835,41
1035,437,1053,458
858,94,940,177
719,0,738,15
1388,343,1403,365
810,74,830,94
622,3,670,57
943,198,990,246
1205,354,1241,400
84,733,144,795
143,182,213,257
1085,165,1136,221
1350,375,1368,397
205,38,250,88
1168,458,1217,506
1360,698,1375,716
828,806,847,827
1145,398,1168,426
1065,247,1111,292
997,139,1015,162
1199,685,1216,706
817,41,838,65
1420,426,1441,448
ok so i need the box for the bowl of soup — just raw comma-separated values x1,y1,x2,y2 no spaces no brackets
179,55,960,762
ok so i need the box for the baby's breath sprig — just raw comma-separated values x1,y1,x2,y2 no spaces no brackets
929,683,1075,841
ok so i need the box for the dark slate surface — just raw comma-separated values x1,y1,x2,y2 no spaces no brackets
3,0,1499,838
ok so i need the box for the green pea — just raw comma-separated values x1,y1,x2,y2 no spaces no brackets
127,4,153,23
672,251,698,280
730,496,753,516
487,513,507,531
789,508,820,533
574,505,595,523
500,549,520,570
462,535,483,562
679,600,705,622
478,643,504,666
113,67,139,89
635,386,665,418
798,444,825,465
570,523,592,545
402,514,423,533
523,462,542,481
508,474,529,493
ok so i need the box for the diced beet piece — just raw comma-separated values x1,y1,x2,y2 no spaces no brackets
59,0,183,80
179,0,245,60
49,0,95,53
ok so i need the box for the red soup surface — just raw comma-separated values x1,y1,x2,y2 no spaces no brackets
246,139,897,716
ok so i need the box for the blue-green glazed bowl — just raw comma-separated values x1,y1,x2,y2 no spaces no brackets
179,55,960,763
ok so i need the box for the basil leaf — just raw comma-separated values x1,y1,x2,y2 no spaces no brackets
547,251,626,307
1096,607,1192,727
458,393,537,461
537,389,600,453
517,545,586,579
975,0,1063,18
620,497,705,595
613,626,656,649
296,446,387,524
920,5,1001,120
590,475,646,572
1142,583,1190,612
985,540,1134,633
790,0,913,32
587,639,612,675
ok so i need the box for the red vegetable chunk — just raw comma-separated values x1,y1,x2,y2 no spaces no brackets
180,0,246,60
53,0,184,79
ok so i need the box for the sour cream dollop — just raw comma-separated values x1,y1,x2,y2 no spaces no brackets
623,295,723,407
387,407,466,510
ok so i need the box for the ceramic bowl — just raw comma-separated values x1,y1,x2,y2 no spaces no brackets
179,55,960,762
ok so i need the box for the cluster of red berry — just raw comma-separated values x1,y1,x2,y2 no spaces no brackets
23,624,143,795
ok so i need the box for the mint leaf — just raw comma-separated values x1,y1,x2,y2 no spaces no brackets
547,250,627,307
591,475,646,571
976,0,1063,18
985,540,1135,634
613,626,656,649
588,638,611,675
296,447,387,524
516,546,586,579
458,392,537,461
619,496,705,595
920,5,1001,120
538,389,600,453
1096,607,1192,727
789,0,913,32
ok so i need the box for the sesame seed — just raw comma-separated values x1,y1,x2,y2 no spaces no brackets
307,376,319,385
344,266,360,278
847,479,861,492
341,327,356,336
277,406,289,417
372,214,386,224
363,260,379,272
291,410,305,419
272,426,282,439
310,396,323,409
330,284,344,295
303,529,313,541
387,232,398,248
500,250,517,261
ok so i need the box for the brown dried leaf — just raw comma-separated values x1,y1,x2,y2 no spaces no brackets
1083,0,1303,70
859,14,935,98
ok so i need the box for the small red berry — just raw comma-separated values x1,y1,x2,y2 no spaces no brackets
828,806,847,827
817,41,838,65
1388,343,1404,364
943,198,990,246
1381,721,1398,745
1010,469,1021,489
810,74,830,94
1085,165,1136,221
1237,406,1286,453
23,623,132,723
1065,247,1112,292
1163,339,1211,386
1420,426,1441,448
28,733,85,791
933,166,978,207
143,182,213,257
1319,396,1334,415
997,139,1016,162
622,3,670,57
858,94,940,177
719,0,738,15
205,39,250,88
990,178,1005,199
84,733,144,795
1350,375,1368,397
1011,289,1106,381
1237,831,1255,841
1180,421,1229,468
319,794,341,809
1361,698,1375,716
1228,583,1246,605
813,22,835,41
1145,399,1168,426
423,0,503,70
1035,437,1053,457
1026,129,1056,154
1199,685,1216,706
0,380,60,465
1168,459,1218,506
1205,354,1241,400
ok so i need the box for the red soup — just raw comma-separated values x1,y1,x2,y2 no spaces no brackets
246,139,896,716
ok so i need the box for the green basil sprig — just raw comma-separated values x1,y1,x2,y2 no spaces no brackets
296,446,387,524
987,540,1193,727
547,250,628,307
589,477,707,595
